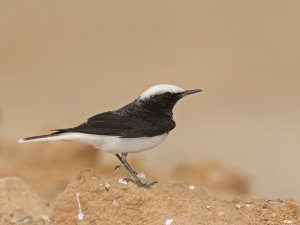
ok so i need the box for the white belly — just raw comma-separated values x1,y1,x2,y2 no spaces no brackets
60,132,168,153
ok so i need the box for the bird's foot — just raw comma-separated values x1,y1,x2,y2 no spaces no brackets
123,178,157,189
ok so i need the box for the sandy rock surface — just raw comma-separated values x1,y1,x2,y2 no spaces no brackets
51,168,300,225
169,159,250,199
0,141,111,200
0,177,51,225
0,141,299,224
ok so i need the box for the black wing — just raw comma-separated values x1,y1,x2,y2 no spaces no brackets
56,109,175,138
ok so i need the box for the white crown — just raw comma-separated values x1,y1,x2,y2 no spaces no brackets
139,84,185,100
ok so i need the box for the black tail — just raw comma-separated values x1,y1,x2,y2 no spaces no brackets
18,130,67,143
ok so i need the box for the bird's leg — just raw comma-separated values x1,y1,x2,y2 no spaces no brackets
115,153,139,180
120,153,137,175
115,153,130,171
115,153,157,189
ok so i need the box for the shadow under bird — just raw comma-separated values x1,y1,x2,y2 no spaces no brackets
19,84,201,188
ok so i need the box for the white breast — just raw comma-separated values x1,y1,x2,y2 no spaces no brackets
57,132,168,153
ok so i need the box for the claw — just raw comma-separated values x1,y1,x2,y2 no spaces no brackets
123,178,135,184
115,165,121,170
115,165,137,175
123,178,157,189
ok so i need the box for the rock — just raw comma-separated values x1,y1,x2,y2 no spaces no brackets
0,177,51,224
50,168,300,225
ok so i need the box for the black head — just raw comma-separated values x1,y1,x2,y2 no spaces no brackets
138,84,201,117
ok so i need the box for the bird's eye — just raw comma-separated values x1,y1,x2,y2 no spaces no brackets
163,92,172,98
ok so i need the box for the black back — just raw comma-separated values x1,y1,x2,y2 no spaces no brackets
54,92,183,138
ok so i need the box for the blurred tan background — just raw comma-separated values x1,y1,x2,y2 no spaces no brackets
0,0,299,201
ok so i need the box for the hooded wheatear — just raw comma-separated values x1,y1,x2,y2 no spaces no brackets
19,84,201,188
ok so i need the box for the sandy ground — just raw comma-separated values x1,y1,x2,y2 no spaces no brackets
0,177,51,224
51,168,300,225
0,169,299,225
0,141,299,224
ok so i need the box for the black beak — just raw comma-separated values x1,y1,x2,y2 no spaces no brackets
180,89,202,97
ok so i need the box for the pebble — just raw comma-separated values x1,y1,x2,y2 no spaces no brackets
245,203,254,208
165,218,173,225
235,204,241,209
118,178,128,185
112,200,119,207
40,215,50,222
137,172,146,179
77,212,84,221
104,183,110,190
189,184,195,190
283,220,293,224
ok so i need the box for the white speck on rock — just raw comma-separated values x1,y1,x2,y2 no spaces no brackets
104,183,110,190
283,220,293,224
39,215,50,222
245,203,254,208
112,200,119,207
235,204,241,209
189,184,195,190
165,219,173,225
137,172,146,179
78,212,84,221
118,178,128,185
76,192,84,221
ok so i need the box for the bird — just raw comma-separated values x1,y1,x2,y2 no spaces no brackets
18,84,201,188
